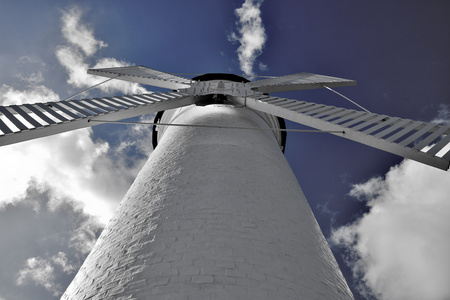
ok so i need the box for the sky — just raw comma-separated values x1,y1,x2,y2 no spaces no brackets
0,1,449,299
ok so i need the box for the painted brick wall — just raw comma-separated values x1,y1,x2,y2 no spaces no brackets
62,105,353,299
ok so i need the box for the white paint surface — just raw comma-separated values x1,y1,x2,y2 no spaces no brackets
62,105,353,299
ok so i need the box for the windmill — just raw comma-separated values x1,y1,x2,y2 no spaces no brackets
1,66,449,299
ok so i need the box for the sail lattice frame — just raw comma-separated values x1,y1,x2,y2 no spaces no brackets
231,94,450,170
0,92,194,146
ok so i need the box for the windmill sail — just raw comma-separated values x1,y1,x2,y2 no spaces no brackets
2,64,448,171
87,66,192,90
249,72,356,93
0,91,194,146
233,94,450,170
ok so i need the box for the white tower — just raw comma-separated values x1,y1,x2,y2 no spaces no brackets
61,102,353,299
1,67,449,299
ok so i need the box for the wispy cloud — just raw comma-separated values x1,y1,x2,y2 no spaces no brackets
431,104,450,126
10,56,48,91
331,158,450,300
229,0,267,75
60,7,107,57
15,71,44,85
51,252,77,274
56,7,148,95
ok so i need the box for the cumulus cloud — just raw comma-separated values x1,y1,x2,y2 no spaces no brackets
331,159,450,300
0,5,154,224
16,257,61,296
0,84,59,106
229,0,267,75
0,185,103,299
0,125,151,223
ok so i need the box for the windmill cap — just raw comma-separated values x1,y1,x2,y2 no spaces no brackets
192,73,250,83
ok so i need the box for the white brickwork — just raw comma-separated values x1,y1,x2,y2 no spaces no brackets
62,105,354,299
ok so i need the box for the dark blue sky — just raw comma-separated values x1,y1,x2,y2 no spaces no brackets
1,1,449,299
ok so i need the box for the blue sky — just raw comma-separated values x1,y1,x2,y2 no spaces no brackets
0,1,450,299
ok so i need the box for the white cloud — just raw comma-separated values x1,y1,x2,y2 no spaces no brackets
17,55,46,67
55,46,147,95
16,71,45,84
68,217,102,255
0,127,150,224
61,7,107,57
229,0,267,75
55,45,89,88
16,257,61,296
0,81,151,224
0,185,104,299
16,252,79,296
12,56,48,89
431,104,450,126
56,7,148,95
332,159,450,300
259,61,268,71
0,84,59,106
52,252,76,274
0,5,154,224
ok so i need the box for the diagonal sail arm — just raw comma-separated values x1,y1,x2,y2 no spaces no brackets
232,95,450,170
87,65,192,90
0,92,195,147
248,73,356,93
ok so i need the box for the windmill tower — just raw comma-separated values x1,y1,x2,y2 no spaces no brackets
1,66,449,299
